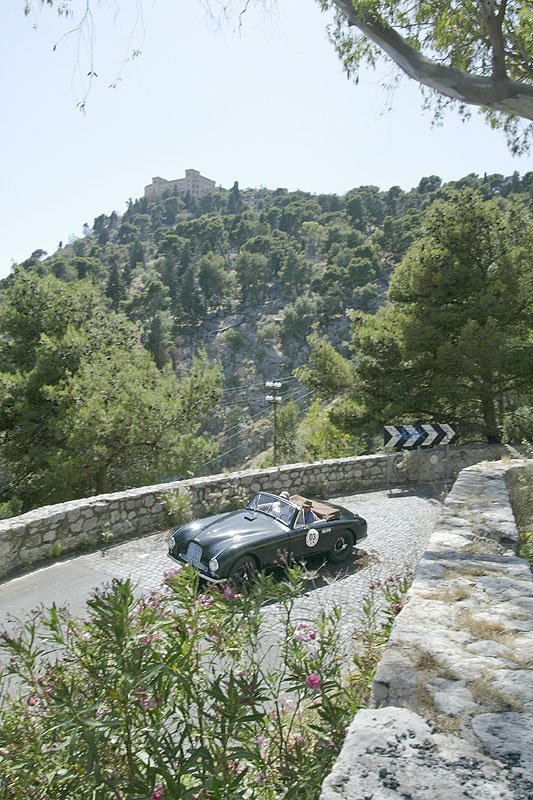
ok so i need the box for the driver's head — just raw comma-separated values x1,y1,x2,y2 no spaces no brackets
280,491,290,500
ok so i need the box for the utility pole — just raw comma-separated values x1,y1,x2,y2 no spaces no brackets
265,381,282,465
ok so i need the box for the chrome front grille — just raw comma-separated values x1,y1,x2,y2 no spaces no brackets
182,541,204,568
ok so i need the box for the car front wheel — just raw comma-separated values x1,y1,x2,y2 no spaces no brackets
329,531,354,563
227,555,258,584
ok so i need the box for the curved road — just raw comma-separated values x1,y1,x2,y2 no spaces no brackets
0,485,443,636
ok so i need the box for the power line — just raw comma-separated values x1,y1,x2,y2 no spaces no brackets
198,389,319,471
221,375,300,395
197,428,270,473
216,386,315,443
196,391,334,474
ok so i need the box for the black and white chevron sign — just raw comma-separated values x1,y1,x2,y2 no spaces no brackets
383,423,457,450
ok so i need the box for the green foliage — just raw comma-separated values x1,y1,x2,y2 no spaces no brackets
197,253,235,308
223,326,245,352
160,490,194,527
323,0,533,153
299,400,365,461
296,333,357,399
43,348,221,499
509,467,533,566
0,272,222,512
276,399,302,463
0,565,410,799
3,169,532,490
234,251,270,301
352,190,533,443
502,406,533,448
256,320,281,346
280,296,318,349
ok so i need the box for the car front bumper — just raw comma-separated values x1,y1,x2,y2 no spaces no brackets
167,552,225,583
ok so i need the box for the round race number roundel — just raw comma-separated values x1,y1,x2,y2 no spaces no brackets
306,528,319,548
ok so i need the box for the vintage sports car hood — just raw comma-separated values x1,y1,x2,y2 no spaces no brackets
173,509,284,552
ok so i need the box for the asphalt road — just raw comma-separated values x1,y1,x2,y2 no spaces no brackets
0,485,443,640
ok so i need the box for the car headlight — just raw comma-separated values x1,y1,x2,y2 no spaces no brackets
167,532,175,549
208,557,219,574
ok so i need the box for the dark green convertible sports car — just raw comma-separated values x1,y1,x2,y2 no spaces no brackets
167,491,367,583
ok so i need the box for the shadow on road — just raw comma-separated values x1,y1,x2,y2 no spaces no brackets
262,548,375,596
381,482,448,501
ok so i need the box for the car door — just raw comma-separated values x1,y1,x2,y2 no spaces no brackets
288,508,326,562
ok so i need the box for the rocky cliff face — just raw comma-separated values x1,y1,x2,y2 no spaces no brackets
172,298,353,471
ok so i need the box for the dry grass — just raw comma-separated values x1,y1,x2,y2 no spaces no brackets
412,686,464,734
444,565,506,579
458,609,510,641
462,495,493,509
419,583,471,603
463,540,505,555
414,649,459,680
468,678,524,712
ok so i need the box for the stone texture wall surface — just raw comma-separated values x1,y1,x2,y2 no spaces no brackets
320,458,533,800
0,445,510,581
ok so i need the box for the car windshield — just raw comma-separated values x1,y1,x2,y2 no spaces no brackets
246,492,297,525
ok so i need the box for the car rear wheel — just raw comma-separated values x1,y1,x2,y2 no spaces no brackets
228,555,258,584
329,531,354,563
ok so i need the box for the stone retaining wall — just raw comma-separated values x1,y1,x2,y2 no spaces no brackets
321,458,533,800
0,445,511,581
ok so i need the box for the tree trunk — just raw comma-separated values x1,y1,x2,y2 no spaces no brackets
480,390,501,444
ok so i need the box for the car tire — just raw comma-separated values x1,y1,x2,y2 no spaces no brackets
228,555,258,584
329,531,354,563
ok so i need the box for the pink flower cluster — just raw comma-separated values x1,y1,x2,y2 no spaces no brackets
136,690,159,711
293,622,317,642
223,585,243,601
306,673,321,691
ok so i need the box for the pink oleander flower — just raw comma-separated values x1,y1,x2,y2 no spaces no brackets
393,602,403,613
137,694,158,711
321,740,336,750
163,568,178,581
27,696,39,707
306,673,321,691
198,594,213,609
140,633,160,646
224,585,234,600
294,622,317,642
150,789,164,800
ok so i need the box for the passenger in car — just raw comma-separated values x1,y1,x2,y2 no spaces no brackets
302,499,318,525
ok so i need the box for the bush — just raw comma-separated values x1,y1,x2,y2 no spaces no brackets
223,327,245,353
0,566,410,799
256,321,281,346
160,490,193,527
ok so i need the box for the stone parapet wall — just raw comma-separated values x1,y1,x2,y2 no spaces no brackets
321,458,533,800
0,444,512,581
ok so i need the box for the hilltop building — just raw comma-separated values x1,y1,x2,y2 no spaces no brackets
144,168,217,199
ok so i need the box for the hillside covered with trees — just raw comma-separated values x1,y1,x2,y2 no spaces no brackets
0,171,531,517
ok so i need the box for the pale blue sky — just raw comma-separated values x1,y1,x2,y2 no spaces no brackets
1,0,531,279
